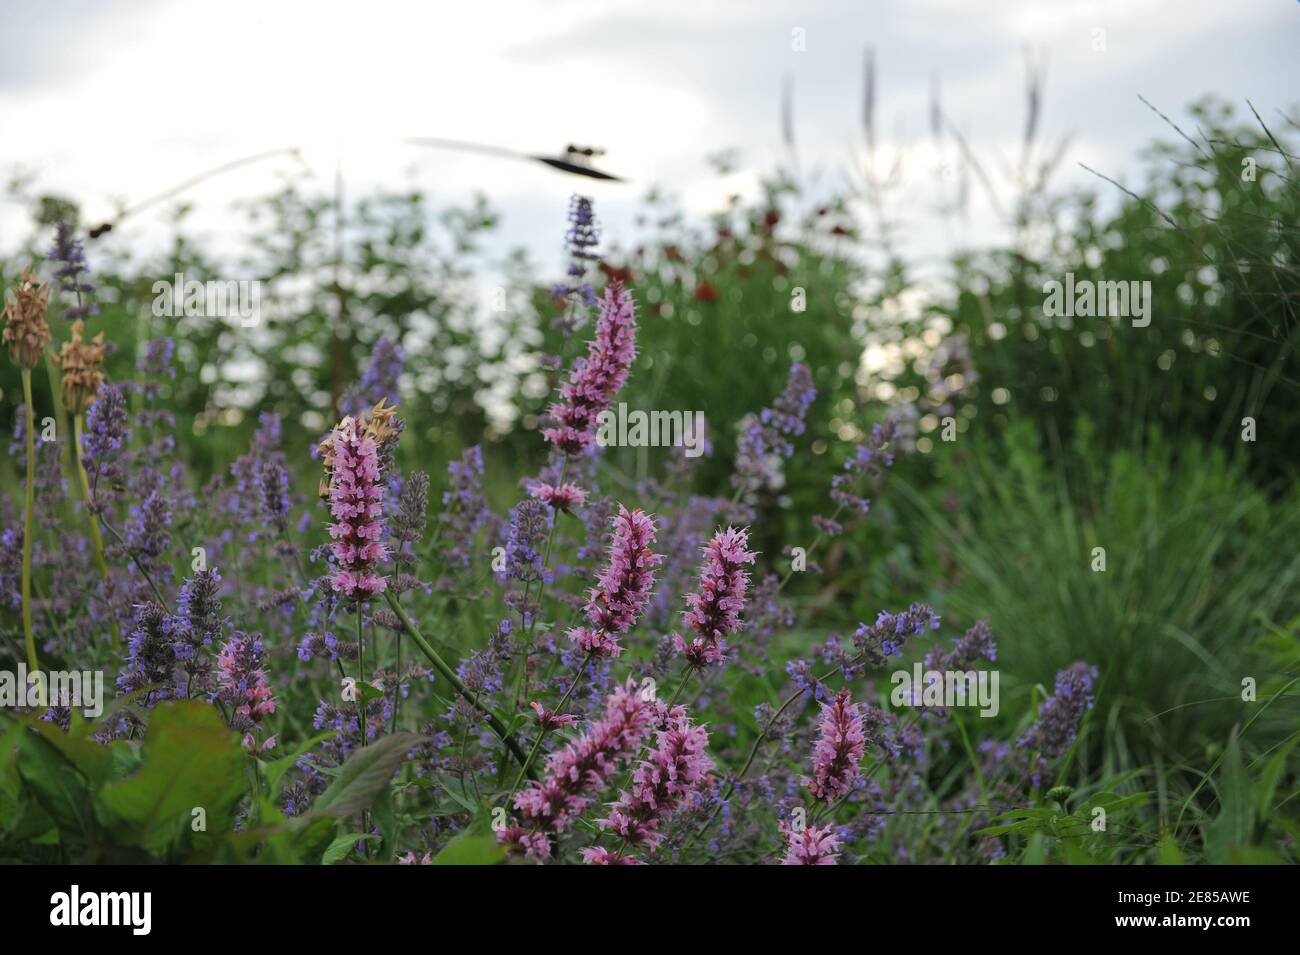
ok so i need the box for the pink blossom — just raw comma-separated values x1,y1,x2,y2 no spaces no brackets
567,505,662,659
592,707,714,860
542,281,638,454
215,632,277,751
780,822,840,865
324,416,389,599
805,688,865,803
671,526,757,668
581,846,642,865
530,701,578,731
503,678,661,859
529,481,588,512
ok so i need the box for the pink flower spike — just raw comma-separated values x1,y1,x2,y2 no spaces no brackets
672,526,757,669
566,504,662,659
500,678,661,859
530,701,578,731
582,846,642,865
542,281,638,454
805,688,866,804
595,708,714,859
530,481,588,513
323,416,389,601
780,822,841,865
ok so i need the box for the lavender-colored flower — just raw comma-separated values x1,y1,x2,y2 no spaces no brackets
172,568,226,697
116,602,176,702
851,603,940,668
925,620,997,671
732,362,816,495
82,383,130,491
1019,662,1098,761
815,418,898,537
343,335,405,415
551,195,601,333
137,337,176,380
48,222,97,320
671,526,757,669
542,281,638,454
392,469,429,549
259,461,291,533
500,497,551,618
440,447,489,584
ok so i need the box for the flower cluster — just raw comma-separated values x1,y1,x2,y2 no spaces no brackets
503,679,661,859
732,362,816,494
542,281,638,454
671,526,757,669
780,822,841,865
568,505,661,658
215,631,278,752
805,688,866,803
529,481,587,513
815,418,898,537
1019,662,1098,761
55,320,107,414
550,195,601,333
48,222,97,320
323,416,389,600
2,268,51,370
588,707,714,861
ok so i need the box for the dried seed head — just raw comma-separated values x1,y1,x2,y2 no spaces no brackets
55,319,107,413
2,267,52,370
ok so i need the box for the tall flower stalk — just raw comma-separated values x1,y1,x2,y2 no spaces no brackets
320,405,396,747
3,268,51,670
59,320,116,651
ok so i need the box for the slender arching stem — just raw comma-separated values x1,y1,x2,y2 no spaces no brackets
19,369,39,671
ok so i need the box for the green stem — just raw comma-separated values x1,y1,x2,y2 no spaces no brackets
383,588,535,776
20,369,39,671
72,412,118,654
514,457,569,708
508,651,591,803
357,604,367,747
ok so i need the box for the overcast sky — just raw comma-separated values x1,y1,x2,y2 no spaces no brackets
1,0,1296,276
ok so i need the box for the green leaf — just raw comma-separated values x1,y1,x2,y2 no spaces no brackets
97,701,245,855
373,786,397,862
1205,727,1254,864
429,810,507,866
1158,832,1187,865
311,732,421,819
322,831,380,865
21,716,114,786
14,723,97,841
1254,735,1299,820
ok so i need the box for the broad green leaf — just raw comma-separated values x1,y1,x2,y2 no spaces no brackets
322,831,380,865
14,724,96,840
97,701,245,855
311,731,422,818
430,811,507,866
